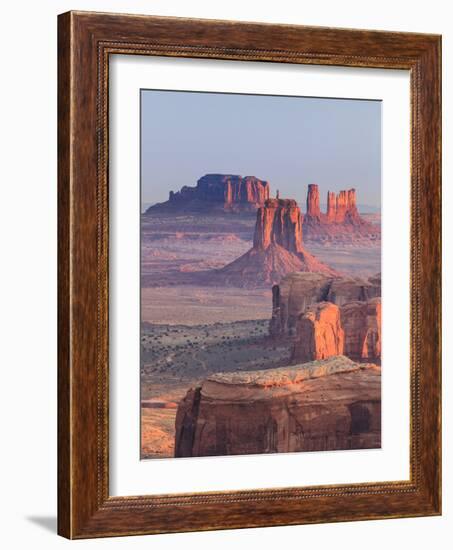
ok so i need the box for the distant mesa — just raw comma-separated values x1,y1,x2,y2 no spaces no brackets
174,356,381,457
146,174,270,213
303,184,380,242
145,176,379,242
216,197,338,287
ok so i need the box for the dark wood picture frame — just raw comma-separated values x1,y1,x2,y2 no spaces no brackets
58,10,441,539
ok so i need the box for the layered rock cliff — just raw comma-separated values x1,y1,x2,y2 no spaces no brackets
291,298,381,364
175,356,381,457
302,184,380,242
146,174,270,213
270,271,381,337
216,198,337,287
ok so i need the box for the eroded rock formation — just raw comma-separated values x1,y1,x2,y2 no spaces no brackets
253,198,304,253
270,271,381,337
291,302,344,363
326,191,337,222
146,174,270,213
216,198,337,287
302,185,380,242
341,298,381,360
305,184,321,222
291,298,381,364
175,356,381,457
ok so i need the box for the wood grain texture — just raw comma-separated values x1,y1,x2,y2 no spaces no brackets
57,10,442,539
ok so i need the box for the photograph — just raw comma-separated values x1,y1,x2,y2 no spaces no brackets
0,1,445,545
140,89,382,459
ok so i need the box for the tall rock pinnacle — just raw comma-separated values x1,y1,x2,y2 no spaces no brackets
335,190,348,222
217,197,337,287
306,184,321,221
302,185,380,242
326,191,337,222
253,198,303,253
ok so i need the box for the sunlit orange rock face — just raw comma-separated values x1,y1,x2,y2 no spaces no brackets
174,357,381,457
217,198,337,287
291,297,381,364
305,184,321,221
253,198,304,253
291,302,344,363
335,190,349,222
326,191,337,222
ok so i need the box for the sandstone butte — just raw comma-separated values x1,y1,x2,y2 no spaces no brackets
146,173,270,213
303,184,380,242
174,356,381,458
216,198,338,287
270,271,381,337
291,298,381,364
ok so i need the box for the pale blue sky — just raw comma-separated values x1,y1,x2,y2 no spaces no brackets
141,90,381,210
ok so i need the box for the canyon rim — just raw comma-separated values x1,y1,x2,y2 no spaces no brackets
140,89,382,459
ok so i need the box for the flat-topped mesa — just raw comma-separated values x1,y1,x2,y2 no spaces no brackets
146,173,270,213
174,356,381,457
305,184,321,221
253,198,303,253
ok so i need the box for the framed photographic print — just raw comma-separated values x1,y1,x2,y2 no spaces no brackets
58,11,441,538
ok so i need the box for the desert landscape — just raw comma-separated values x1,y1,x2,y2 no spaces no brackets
141,173,381,458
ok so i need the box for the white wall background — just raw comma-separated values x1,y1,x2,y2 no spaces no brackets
0,1,450,548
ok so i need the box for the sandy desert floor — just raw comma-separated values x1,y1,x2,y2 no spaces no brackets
141,319,290,458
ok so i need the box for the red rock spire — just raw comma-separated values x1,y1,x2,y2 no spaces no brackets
306,184,321,220
326,191,337,222
335,190,348,222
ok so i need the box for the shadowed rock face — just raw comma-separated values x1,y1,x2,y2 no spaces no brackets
217,199,337,287
270,271,381,337
341,298,381,360
174,356,381,458
146,174,270,213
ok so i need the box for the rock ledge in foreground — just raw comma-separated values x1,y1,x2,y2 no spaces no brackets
175,356,381,458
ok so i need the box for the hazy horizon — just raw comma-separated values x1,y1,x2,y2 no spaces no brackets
141,90,382,210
